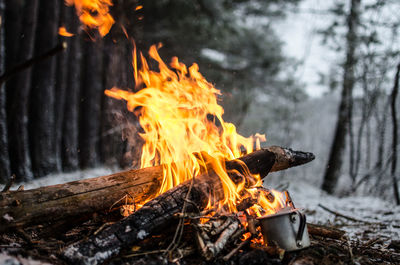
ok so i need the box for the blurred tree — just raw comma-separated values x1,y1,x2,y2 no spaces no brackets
7,0,38,181
29,0,60,178
129,0,301,125
0,0,10,182
322,0,361,194
62,9,82,172
0,0,303,182
390,62,400,204
319,0,400,198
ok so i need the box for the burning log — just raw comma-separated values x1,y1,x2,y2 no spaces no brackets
62,147,314,265
0,146,314,233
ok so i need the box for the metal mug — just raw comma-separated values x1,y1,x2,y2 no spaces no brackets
257,208,310,251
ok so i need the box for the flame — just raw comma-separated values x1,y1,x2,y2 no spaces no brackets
58,26,75,37
65,0,115,37
105,43,285,215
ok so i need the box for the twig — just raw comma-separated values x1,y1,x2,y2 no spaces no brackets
0,42,67,85
2,174,16,192
223,237,251,261
165,172,196,258
361,237,382,248
124,249,166,258
347,238,354,263
93,222,115,236
318,204,373,224
319,204,400,229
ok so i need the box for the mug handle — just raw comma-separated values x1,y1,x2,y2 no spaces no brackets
295,211,306,246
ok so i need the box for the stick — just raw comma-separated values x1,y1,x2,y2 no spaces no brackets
223,237,251,261
307,223,345,240
1,174,15,193
318,204,373,224
0,42,67,85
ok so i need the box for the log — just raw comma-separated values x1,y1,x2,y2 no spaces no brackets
307,223,345,240
62,147,314,265
0,146,314,232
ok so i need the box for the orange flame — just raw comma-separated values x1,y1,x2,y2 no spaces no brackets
65,0,115,37
105,44,285,215
58,26,75,37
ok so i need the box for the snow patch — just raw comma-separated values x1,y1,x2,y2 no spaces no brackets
137,230,148,240
3,213,14,222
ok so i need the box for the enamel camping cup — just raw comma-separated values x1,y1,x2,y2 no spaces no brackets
257,208,310,251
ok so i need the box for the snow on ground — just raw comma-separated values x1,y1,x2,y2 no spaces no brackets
12,167,115,190
277,180,400,242
2,168,399,244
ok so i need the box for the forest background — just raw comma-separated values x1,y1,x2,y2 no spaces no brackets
0,0,399,205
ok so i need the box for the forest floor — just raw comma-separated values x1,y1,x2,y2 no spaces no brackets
1,168,399,264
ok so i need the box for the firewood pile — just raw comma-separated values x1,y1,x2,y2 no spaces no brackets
1,146,399,265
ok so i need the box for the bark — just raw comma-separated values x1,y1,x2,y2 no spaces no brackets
390,62,400,205
100,38,126,166
54,3,71,172
6,0,39,182
0,0,10,183
79,40,104,168
322,0,361,194
62,9,82,171
307,223,345,240
29,0,60,178
3,0,22,103
62,147,314,265
0,146,314,233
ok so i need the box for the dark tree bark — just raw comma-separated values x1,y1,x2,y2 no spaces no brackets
0,0,10,183
53,3,71,172
7,0,39,182
79,40,104,168
29,0,60,178
62,10,82,172
322,0,361,194
390,62,400,205
100,38,126,166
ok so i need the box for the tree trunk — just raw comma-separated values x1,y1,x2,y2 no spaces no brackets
62,9,82,171
53,3,71,172
29,0,60,178
322,0,361,194
79,40,104,169
0,0,10,183
390,62,400,205
100,39,126,166
0,146,314,232
6,0,39,182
